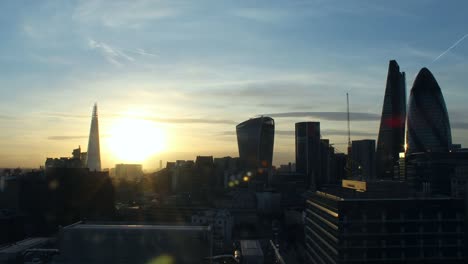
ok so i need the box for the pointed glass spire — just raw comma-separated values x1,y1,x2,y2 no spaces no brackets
376,60,406,179
86,103,101,171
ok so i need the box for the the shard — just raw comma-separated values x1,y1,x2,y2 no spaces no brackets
376,60,406,179
86,103,101,171
406,68,452,154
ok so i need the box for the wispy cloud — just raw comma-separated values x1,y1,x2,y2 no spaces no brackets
42,112,236,125
146,117,237,125
129,48,158,57
263,112,380,121
0,115,15,120
87,39,159,66
74,0,178,28
43,113,90,119
87,39,134,66
451,122,468,130
48,134,110,140
47,135,89,140
323,129,376,137
217,129,376,137
232,7,291,23
433,33,468,63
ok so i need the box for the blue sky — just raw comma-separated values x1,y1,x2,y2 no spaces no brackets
1,0,467,169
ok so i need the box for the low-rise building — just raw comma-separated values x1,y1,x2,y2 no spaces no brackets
192,209,233,252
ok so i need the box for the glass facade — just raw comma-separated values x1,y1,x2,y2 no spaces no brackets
295,122,321,189
376,60,406,179
236,116,275,173
86,103,101,171
407,68,452,154
305,191,466,264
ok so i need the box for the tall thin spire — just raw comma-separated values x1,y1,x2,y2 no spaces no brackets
86,103,101,171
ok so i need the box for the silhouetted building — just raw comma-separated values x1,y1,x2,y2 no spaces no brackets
114,164,143,180
407,68,452,155
406,151,468,196
18,167,115,236
351,139,376,180
151,168,172,196
295,122,321,189
305,184,466,263
86,103,101,171
0,237,55,264
451,166,468,198
170,160,195,193
320,139,336,185
214,156,241,189
333,153,347,183
46,146,86,169
55,222,213,264
195,156,215,191
236,116,275,183
192,209,233,253
376,60,406,179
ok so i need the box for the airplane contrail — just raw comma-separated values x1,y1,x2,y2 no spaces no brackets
432,33,468,63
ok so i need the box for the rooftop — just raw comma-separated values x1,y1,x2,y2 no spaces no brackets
0,238,52,254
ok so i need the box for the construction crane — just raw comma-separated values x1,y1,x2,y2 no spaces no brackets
345,92,353,179
347,92,351,148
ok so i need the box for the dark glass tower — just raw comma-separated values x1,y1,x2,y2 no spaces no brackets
406,68,452,154
86,103,101,171
295,122,321,189
351,139,376,180
376,60,406,179
236,116,275,173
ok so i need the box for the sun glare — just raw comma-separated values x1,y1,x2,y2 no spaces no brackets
107,118,166,163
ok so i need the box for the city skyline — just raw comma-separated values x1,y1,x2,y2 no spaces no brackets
1,1,468,169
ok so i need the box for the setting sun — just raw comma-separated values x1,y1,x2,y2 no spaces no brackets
106,118,166,163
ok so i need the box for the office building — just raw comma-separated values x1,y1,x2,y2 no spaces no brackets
333,153,347,183
192,209,233,252
296,122,321,189
376,60,406,179
405,151,468,196
236,116,275,180
305,183,466,263
351,139,376,180
86,103,101,171
54,222,213,264
114,164,143,180
320,139,332,185
407,68,452,155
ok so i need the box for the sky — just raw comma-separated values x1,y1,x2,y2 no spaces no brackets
1,0,468,170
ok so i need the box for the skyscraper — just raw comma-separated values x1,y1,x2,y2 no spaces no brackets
86,103,101,171
406,68,452,154
351,139,376,180
376,60,406,179
236,116,275,174
295,122,320,189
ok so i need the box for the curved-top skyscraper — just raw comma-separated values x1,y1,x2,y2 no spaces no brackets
376,60,406,179
406,68,452,154
236,116,275,173
86,103,101,171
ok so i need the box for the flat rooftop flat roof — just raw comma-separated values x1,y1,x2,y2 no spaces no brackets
0,238,51,254
66,224,211,231
240,240,263,257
